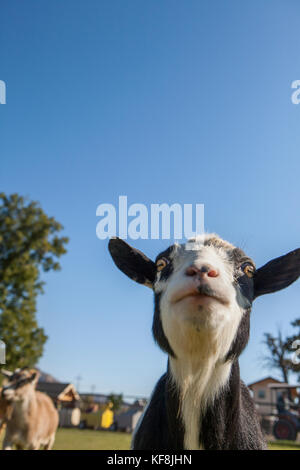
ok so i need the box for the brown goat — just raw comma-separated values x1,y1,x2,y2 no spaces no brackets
0,391,7,434
1,368,59,450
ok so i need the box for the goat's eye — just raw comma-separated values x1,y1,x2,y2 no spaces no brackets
241,263,255,278
156,258,168,272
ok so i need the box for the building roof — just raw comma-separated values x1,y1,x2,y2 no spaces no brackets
268,383,299,389
248,376,283,388
37,382,80,401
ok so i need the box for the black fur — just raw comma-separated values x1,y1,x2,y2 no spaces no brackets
133,362,266,450
108,238,156,286
132,371,185,450
225,308,251,362
152,293,176,357
199,362,266,450
254,248,300,298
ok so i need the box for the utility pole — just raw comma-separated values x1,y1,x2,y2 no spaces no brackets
75,375,82,392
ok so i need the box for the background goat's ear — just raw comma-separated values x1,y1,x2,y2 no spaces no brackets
108,238,156,288
0,369,12,378
28,371,40,386
254,248,300,298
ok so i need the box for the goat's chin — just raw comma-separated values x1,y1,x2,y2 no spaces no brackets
185,311,227,333
163,309,230,360
173,297,228,330
3,394,16,402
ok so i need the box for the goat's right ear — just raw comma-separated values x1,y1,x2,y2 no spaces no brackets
108,238,156,288
253,248,300,298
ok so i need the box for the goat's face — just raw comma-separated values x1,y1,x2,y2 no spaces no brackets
153,235,256,359
109,234,300,360
1,368,39,402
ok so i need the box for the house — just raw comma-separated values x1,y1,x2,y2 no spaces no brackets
248,377,299,415
36,381,81,427
115,400,145,433
37,382,80,408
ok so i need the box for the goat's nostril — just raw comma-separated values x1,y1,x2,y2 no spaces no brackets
185,266,199,277
207,269,219,278
186,265,219,278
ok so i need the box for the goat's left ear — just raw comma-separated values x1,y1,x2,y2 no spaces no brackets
28,370,40,386
0,369,13,378
108,237,156,288
254,248,300,298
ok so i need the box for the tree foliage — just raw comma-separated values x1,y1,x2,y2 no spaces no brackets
0,193,68,370
286,318,300,378
263,319,300,383
107,393,123,412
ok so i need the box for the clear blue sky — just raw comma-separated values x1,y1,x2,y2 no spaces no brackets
1,1,300,396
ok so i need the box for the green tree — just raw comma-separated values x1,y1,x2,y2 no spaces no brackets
263,319,300,383
286,318,300,381
262,330,292,383
0,193,68,370
107,393,123,412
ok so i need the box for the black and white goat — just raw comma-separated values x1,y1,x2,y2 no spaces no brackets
109,234,300,450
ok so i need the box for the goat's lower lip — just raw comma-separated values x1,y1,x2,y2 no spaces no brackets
174,292,226,305
175,293,215,303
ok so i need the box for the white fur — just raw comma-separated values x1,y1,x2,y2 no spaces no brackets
169,343,233,449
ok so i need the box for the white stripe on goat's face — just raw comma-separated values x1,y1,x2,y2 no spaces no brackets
154,234,253,361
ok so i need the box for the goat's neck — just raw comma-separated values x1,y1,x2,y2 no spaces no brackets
169,341,233,450
169,353,232,409
170,326,234,400
12,390,37,423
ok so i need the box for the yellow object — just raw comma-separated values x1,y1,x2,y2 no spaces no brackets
101,407,114,429
80,402,114,429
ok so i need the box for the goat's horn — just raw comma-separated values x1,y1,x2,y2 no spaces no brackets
0,369,13,378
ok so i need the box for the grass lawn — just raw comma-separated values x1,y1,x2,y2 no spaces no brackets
0,428,132,450
1,428,300,450
268,441,300,451
53,428,132,450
